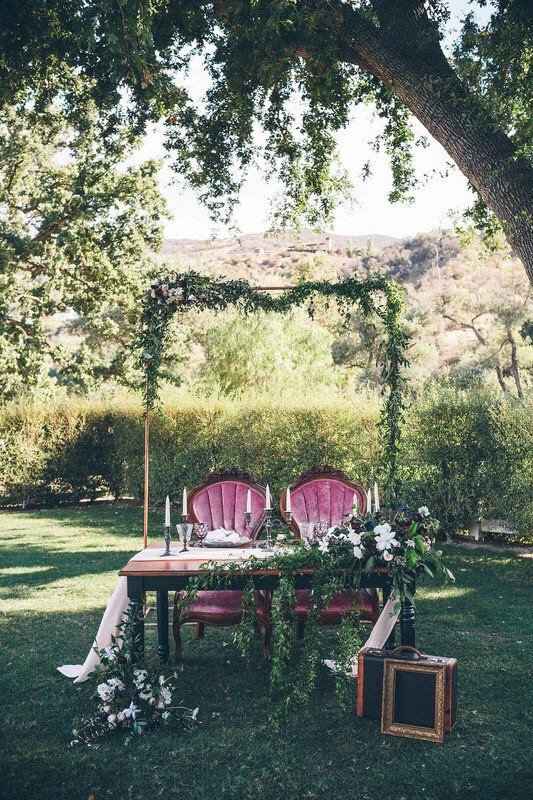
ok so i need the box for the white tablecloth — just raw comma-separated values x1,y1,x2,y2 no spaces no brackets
57,546,273,683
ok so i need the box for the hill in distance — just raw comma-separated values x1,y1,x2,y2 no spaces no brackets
160,231,400,283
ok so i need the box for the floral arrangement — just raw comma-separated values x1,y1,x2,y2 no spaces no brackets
72,607,199,746
305,504,453,599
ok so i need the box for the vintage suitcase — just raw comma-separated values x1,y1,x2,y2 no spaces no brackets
356,646,457,732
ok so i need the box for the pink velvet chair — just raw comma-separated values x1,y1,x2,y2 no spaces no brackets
172,470,268,658
279,467,379,628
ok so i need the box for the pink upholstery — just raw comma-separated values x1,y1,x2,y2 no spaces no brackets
190,480,265,538
179,590,269,626
288,478,366,531
173,475,268,658
293,589,379,624
279,471,377,629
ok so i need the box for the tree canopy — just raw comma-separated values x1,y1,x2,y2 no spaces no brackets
0,88,167,401
1,1,531,280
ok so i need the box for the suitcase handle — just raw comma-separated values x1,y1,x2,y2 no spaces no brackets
390,645,423,660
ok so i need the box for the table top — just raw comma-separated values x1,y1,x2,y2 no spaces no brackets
119,544,389,579
120,543,281,578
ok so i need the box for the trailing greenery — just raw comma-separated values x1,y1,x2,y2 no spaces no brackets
72,606,198,745
138,271,409,495
174,507,451,721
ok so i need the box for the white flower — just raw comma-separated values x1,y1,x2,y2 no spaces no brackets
107,678,125,692
160,687,172,706
123,702,140,720
162,711,170,721
347,531,362,546
108,713,117,725
374,523,392,536
374,523,399,552
353,546,363,560
406,539,416,548
191,707,200,721
103,704,111,713
96,683,113,703
117,710,125,722
134,669,148,680
383,550,394,562
418,506,430,517
276,534,286,542
318,536,330,554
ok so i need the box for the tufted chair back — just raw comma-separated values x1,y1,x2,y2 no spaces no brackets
189,473,266,539
280,469,366,537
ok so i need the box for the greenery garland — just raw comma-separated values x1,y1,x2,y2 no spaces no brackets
172,506,453,722
137,270,409,493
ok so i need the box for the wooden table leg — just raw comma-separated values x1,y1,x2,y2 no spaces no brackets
128,577,145,662
157,589,169,663
400,596,416,647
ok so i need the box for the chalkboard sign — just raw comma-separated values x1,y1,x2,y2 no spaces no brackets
381,660,446,743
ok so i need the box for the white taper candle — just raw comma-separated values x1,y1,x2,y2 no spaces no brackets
165,495,171,526
265,484,272,510
246,488,252,514
286,486,291,513
182,486,187,517
366,488,372,515
374,481,380,512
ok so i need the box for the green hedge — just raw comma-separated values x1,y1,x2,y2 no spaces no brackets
1,390,532,535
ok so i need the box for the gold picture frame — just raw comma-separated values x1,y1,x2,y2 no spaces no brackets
381,659,446,744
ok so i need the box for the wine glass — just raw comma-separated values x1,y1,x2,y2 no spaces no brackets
193,522,208,547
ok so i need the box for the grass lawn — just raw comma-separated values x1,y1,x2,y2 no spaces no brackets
2,504,533,800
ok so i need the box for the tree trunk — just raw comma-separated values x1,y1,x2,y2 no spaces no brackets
507,328,524,399
338,7,533,283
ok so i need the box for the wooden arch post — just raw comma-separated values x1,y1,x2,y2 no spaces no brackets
143,367,151,548
143,408,150,548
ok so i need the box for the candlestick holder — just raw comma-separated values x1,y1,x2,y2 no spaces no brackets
244,510,252,530
161,524,176,557
263,509,273,550
176,518,193,553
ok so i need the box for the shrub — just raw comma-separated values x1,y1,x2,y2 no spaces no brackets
1,389,531,537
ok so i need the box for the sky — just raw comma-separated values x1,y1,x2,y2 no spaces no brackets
140,0,492,241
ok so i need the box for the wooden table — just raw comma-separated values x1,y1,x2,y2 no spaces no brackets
120,548,416,662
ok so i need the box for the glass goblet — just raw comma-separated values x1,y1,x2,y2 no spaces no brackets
194,522,208,547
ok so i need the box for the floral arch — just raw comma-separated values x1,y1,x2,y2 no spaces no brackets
136,271,410,544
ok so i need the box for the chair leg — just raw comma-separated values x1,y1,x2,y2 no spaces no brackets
195,622,205,639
